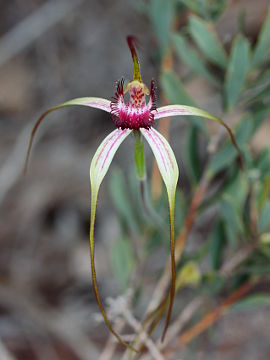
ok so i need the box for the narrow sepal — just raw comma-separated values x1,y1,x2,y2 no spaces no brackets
154,104,220,120
23,97,111,174
140,127,178,341
89,129,137,351
127,35,142,81
154,105,244,168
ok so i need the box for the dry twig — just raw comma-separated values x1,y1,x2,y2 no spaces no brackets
174,281,254,349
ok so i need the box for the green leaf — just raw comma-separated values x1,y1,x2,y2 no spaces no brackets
161,69,195,105
160,70,206,182
224,35,250,109
258,201,270,233
111,237,135,289
202,273,225,295
230,294,270,312
220,194,244,248
208,114,253,176
224,172,249,209
180,0,227,21
251,104,270,132
109,168,139,235
174,189,187,233
160,69,207,133
186,126,201,183
189,15,227,68
172,33,219,86
258,174,270,212
252,12,270,67
210,220,225,271
243,69,270,105
149,0,174,55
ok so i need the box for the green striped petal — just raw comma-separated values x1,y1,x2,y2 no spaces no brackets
89,128,136,350
140,127,179,341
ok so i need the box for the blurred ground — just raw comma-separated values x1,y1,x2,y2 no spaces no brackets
0,1,270,359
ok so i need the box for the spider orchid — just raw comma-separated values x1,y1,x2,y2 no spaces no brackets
24,36,242,351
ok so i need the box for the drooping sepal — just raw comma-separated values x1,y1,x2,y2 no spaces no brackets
24,97,111,174
89,128,137,351
140,127,179,341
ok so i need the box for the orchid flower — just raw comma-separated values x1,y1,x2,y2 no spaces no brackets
24,36,242,351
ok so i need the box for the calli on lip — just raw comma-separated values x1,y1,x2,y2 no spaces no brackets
24,35,243,351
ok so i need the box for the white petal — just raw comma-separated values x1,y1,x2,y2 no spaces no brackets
140,127,179,206
90,128,131,194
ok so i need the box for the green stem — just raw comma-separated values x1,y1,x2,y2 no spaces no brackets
134,130,146,180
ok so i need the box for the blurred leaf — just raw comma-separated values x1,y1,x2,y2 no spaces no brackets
220,194,244,248
161,69,195,105
224,172,249,210
252,12,270,67
128,168,147,224
111,237,135,289
149,0,174,55
241,264,270,276
243,69,270,105
249,85,270,107
174,189,187,233
161,69,208,184
186,126,201,183
258,174,270,211
202,169,249,216
260,233,270,244
202,273,225,295
259,243,270,259
161,69,207,133
210,220,225,270
258,201,270,233
183,241,210,263
176,261,201,290
224,35,250,109
251,104,270,133
172,33,219,86
255,149,270,178
208,114,253,176
230,293,270,312
180,0,227,21
188,15,227,68
109,168,139,234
